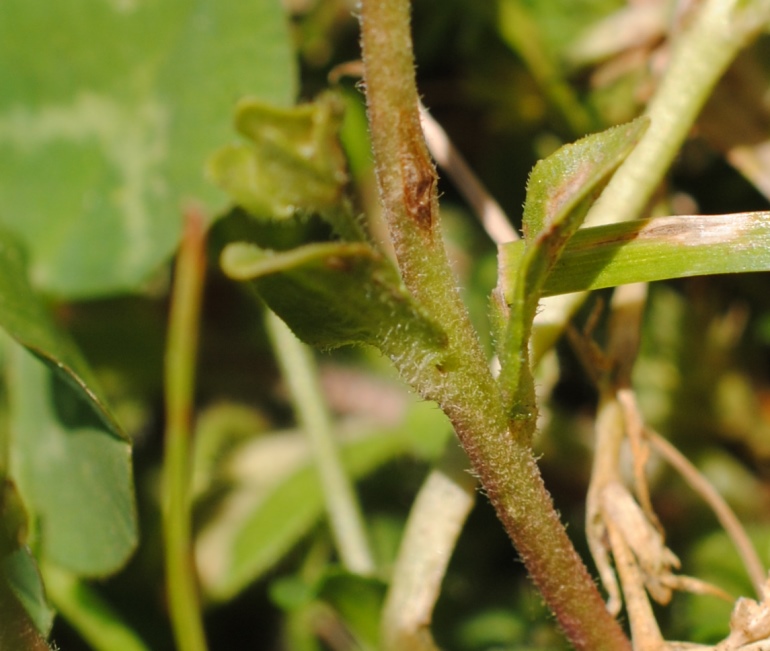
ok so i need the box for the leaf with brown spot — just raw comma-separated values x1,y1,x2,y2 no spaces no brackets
500,211,770,299
497,117,648,416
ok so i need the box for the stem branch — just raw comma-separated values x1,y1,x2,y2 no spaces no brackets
360,2,631,648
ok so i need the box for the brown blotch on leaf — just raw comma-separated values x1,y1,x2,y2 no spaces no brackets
543,161,593,230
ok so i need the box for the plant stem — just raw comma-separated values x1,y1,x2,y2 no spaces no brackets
586,0,770,227
42,563,150,651
264,310,374,575
162,207,209,651
419,103,518,245
359,2,630,649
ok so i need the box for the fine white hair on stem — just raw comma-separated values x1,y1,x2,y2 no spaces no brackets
327,63,517,245
419,102,519,245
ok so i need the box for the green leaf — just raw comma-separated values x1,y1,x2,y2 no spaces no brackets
497,118,648,414
195,401,450,601
191,402,269,498
209,95,347,219
0,0,296,297
317,570,387,650
0,475,54,638
514,0,622,58
8,347,137,576
196,431,402,601
208,93,366,242
0,231,124,439
0,566,51,651
211,94,443,365
221,241,447,355
270,575,318,612
499,211,770,299
521,117,648,245
2,548,55,637
269,569,388,651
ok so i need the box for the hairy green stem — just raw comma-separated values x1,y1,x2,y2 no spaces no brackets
264,311,374,575
359,2,630,649
586,0,770,226
162,207,209,651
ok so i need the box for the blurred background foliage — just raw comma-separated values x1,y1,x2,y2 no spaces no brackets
5,0,770,649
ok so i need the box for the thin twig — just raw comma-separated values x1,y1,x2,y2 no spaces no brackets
647,430,765,598
586,389,627,615
605,501,668,651
584,283,649,615
619,388,660,531
418,103,518,245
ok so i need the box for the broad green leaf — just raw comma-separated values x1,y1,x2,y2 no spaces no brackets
455,609,527,649
211,94,439,360
0,472,54,638
499,212,770,299
270,575,319,612
498,117,648,413
0,232,123,439
221,241,447,355
565,2,666,68
196,401,451,601
518,0,622,58
0,0,296,297
8,347,136,576
269,576,330,651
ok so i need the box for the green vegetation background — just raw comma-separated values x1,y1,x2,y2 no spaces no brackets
3,0,770,649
